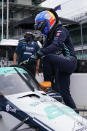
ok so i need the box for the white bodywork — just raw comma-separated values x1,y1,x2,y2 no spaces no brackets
1,91,87,131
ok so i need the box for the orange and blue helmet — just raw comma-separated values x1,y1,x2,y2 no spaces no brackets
35,10,56,36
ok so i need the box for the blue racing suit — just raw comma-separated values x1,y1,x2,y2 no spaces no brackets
41,25,77,108
15,39,39,76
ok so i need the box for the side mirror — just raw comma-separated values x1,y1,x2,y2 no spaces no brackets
39,81,52,92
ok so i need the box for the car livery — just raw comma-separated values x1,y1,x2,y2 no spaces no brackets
0,67,87,131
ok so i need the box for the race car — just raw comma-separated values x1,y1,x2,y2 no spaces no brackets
0,66,87,131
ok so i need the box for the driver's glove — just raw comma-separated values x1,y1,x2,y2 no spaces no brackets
36,50,44,59
30,50,44,61
30,54,38,61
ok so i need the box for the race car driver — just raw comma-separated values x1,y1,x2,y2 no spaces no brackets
34,9,77,109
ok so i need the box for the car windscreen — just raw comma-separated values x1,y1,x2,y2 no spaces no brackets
0,67,40,95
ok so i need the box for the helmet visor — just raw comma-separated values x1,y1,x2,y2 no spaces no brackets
34,22,42,30
34,20,47,31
